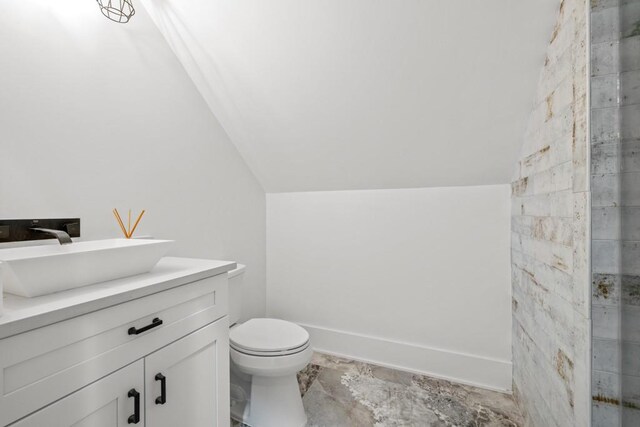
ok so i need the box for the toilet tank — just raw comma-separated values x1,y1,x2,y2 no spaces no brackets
228,264,246,326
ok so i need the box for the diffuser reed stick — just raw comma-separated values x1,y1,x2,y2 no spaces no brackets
113,209,128,237
128,210,146,238
113,208,146,238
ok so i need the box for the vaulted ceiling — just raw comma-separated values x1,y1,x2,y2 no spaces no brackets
142,0,559,192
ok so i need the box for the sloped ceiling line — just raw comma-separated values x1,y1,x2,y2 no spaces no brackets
142,0,560,193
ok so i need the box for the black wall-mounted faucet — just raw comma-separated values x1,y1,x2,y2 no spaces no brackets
0,219,80,245
30,227,73,244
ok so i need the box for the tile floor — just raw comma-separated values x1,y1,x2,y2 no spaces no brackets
233,352,524,426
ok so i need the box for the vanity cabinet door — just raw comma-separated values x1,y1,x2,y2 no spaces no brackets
145,317,230,427
10,360,144,427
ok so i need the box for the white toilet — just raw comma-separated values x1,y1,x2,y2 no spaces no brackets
228,264,312,427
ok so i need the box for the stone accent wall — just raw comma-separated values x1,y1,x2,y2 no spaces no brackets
510,0,590,425
591,0,640,425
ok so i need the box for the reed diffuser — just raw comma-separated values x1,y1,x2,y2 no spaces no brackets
113,209,145,238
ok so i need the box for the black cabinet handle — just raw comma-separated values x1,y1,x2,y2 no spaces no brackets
128,317,163,335
127,388,140,424
155,373,167,405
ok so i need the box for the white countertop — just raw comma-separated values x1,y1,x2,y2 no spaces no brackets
0,257,235,339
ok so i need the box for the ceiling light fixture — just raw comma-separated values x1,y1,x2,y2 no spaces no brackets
96,0,135,23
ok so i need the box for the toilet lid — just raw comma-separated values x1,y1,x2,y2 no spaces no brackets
230,318,310,353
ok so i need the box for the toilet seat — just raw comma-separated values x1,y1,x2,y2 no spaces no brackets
230,342,313,378
231,340,310,357
230,318,310,357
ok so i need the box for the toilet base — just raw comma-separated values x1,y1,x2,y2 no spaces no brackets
242,374,307,427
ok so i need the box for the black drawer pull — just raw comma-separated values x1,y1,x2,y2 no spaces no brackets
155,373,167,405
127,388,140,424
128,317,163,335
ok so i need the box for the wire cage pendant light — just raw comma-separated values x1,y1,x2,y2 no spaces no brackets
96,0,135,23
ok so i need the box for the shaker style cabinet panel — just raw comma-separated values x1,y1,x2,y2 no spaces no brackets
0,274,227,426
10,360,145,427
0,262,232,427
8,318,230,427
145,319,230,427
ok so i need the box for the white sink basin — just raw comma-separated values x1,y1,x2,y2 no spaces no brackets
0,239,174,297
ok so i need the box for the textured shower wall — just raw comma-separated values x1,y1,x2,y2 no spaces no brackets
591,0,640,425
510,0,590,425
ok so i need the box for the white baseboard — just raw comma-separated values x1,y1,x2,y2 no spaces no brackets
299,322,512,393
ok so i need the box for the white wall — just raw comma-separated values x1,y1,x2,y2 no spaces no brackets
0,0,266,319
267,185,512,390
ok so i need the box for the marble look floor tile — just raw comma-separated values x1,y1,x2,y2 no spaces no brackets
233,353,523,426
298,363,322,397
311,352,361,372
302,353,523,427
304,373,377,427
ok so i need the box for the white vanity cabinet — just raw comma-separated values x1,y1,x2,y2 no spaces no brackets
11,360,145,427
145,319,228,427
0,257,234,427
